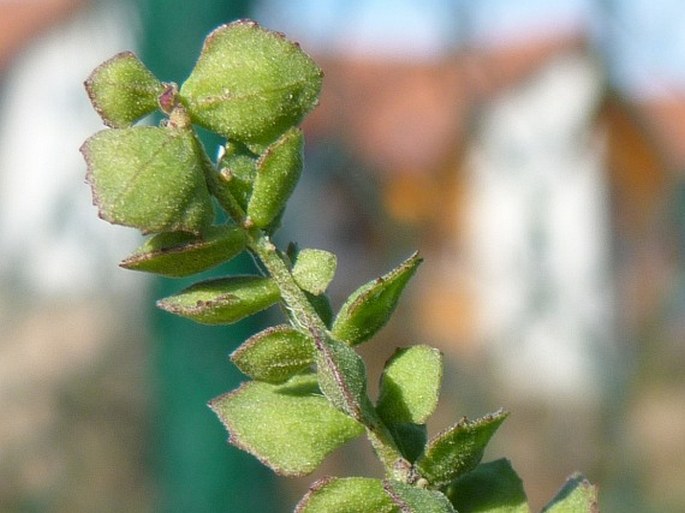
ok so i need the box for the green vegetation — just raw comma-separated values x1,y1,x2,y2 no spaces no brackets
81,19,598,512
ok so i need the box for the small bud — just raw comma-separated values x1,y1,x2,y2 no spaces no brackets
219,168,233,182
332,252,422,346
167,104,192,129
158,82,179,114
415,410,509,488
247,127,303,228
218,142,258,211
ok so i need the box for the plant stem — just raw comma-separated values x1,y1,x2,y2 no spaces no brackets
363,399,416,482
249,231,412,481
195,133,411,480
248,232,326,330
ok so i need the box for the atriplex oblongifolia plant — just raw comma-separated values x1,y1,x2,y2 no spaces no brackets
80,20,599,513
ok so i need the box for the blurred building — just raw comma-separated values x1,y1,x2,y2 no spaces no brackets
0,2,150,511
255,2,685,511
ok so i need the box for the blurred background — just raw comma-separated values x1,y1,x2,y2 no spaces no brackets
1,1,684,512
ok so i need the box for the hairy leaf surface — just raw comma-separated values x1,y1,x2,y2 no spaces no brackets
416,410,509,487
383,481,455,513
82,126,213,234
292,248,337,295
541,474,599,513
180,20,323,145
315,336,369,422
231,324,315,383
85,51,163,127
295,477,398,513
218,142,258,211
120,225,246,277
332,252,422,346
209,375,363,476
247,127,303,227
156,275,279,324
377,345,443,425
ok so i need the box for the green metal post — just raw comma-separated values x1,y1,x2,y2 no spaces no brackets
135,2,281,511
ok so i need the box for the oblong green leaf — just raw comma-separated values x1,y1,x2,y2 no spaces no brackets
377,345,443,425
315,336,369,422
85,51,164,128
332,252,422,346
209,375,363,476
292,248,337,295
81,126,213,234
295,477,398,513
180,20,323,145
156,275,280,324
383,481,456,513
541,474,598,513
231,324,315,383
120,225,247,277
445,459,531,513
416,410,509,488
247,127,304,228
218,141,258,211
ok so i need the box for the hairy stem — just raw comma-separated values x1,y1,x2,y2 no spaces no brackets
250,232,411,480
194,134,411,479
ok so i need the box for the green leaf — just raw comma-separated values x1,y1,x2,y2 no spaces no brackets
388,423,428,463
541,474,599,513
416,410,509,488
120,225,247,277
446,459,531,513
307,291,334,328
231,324,315,383
156,275,280,324
383,481,456,513
377,345,443,425
247,127,304,228
180,20,323,145
81,126,213,234
332,252,422,346
218,141,258,211
295,477,398,513
292,248,337,295
85,51,164,128
315,336,369,422
209,375,363,476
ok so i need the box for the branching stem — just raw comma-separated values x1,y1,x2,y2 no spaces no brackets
249,228,412,481
194,136,411,479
